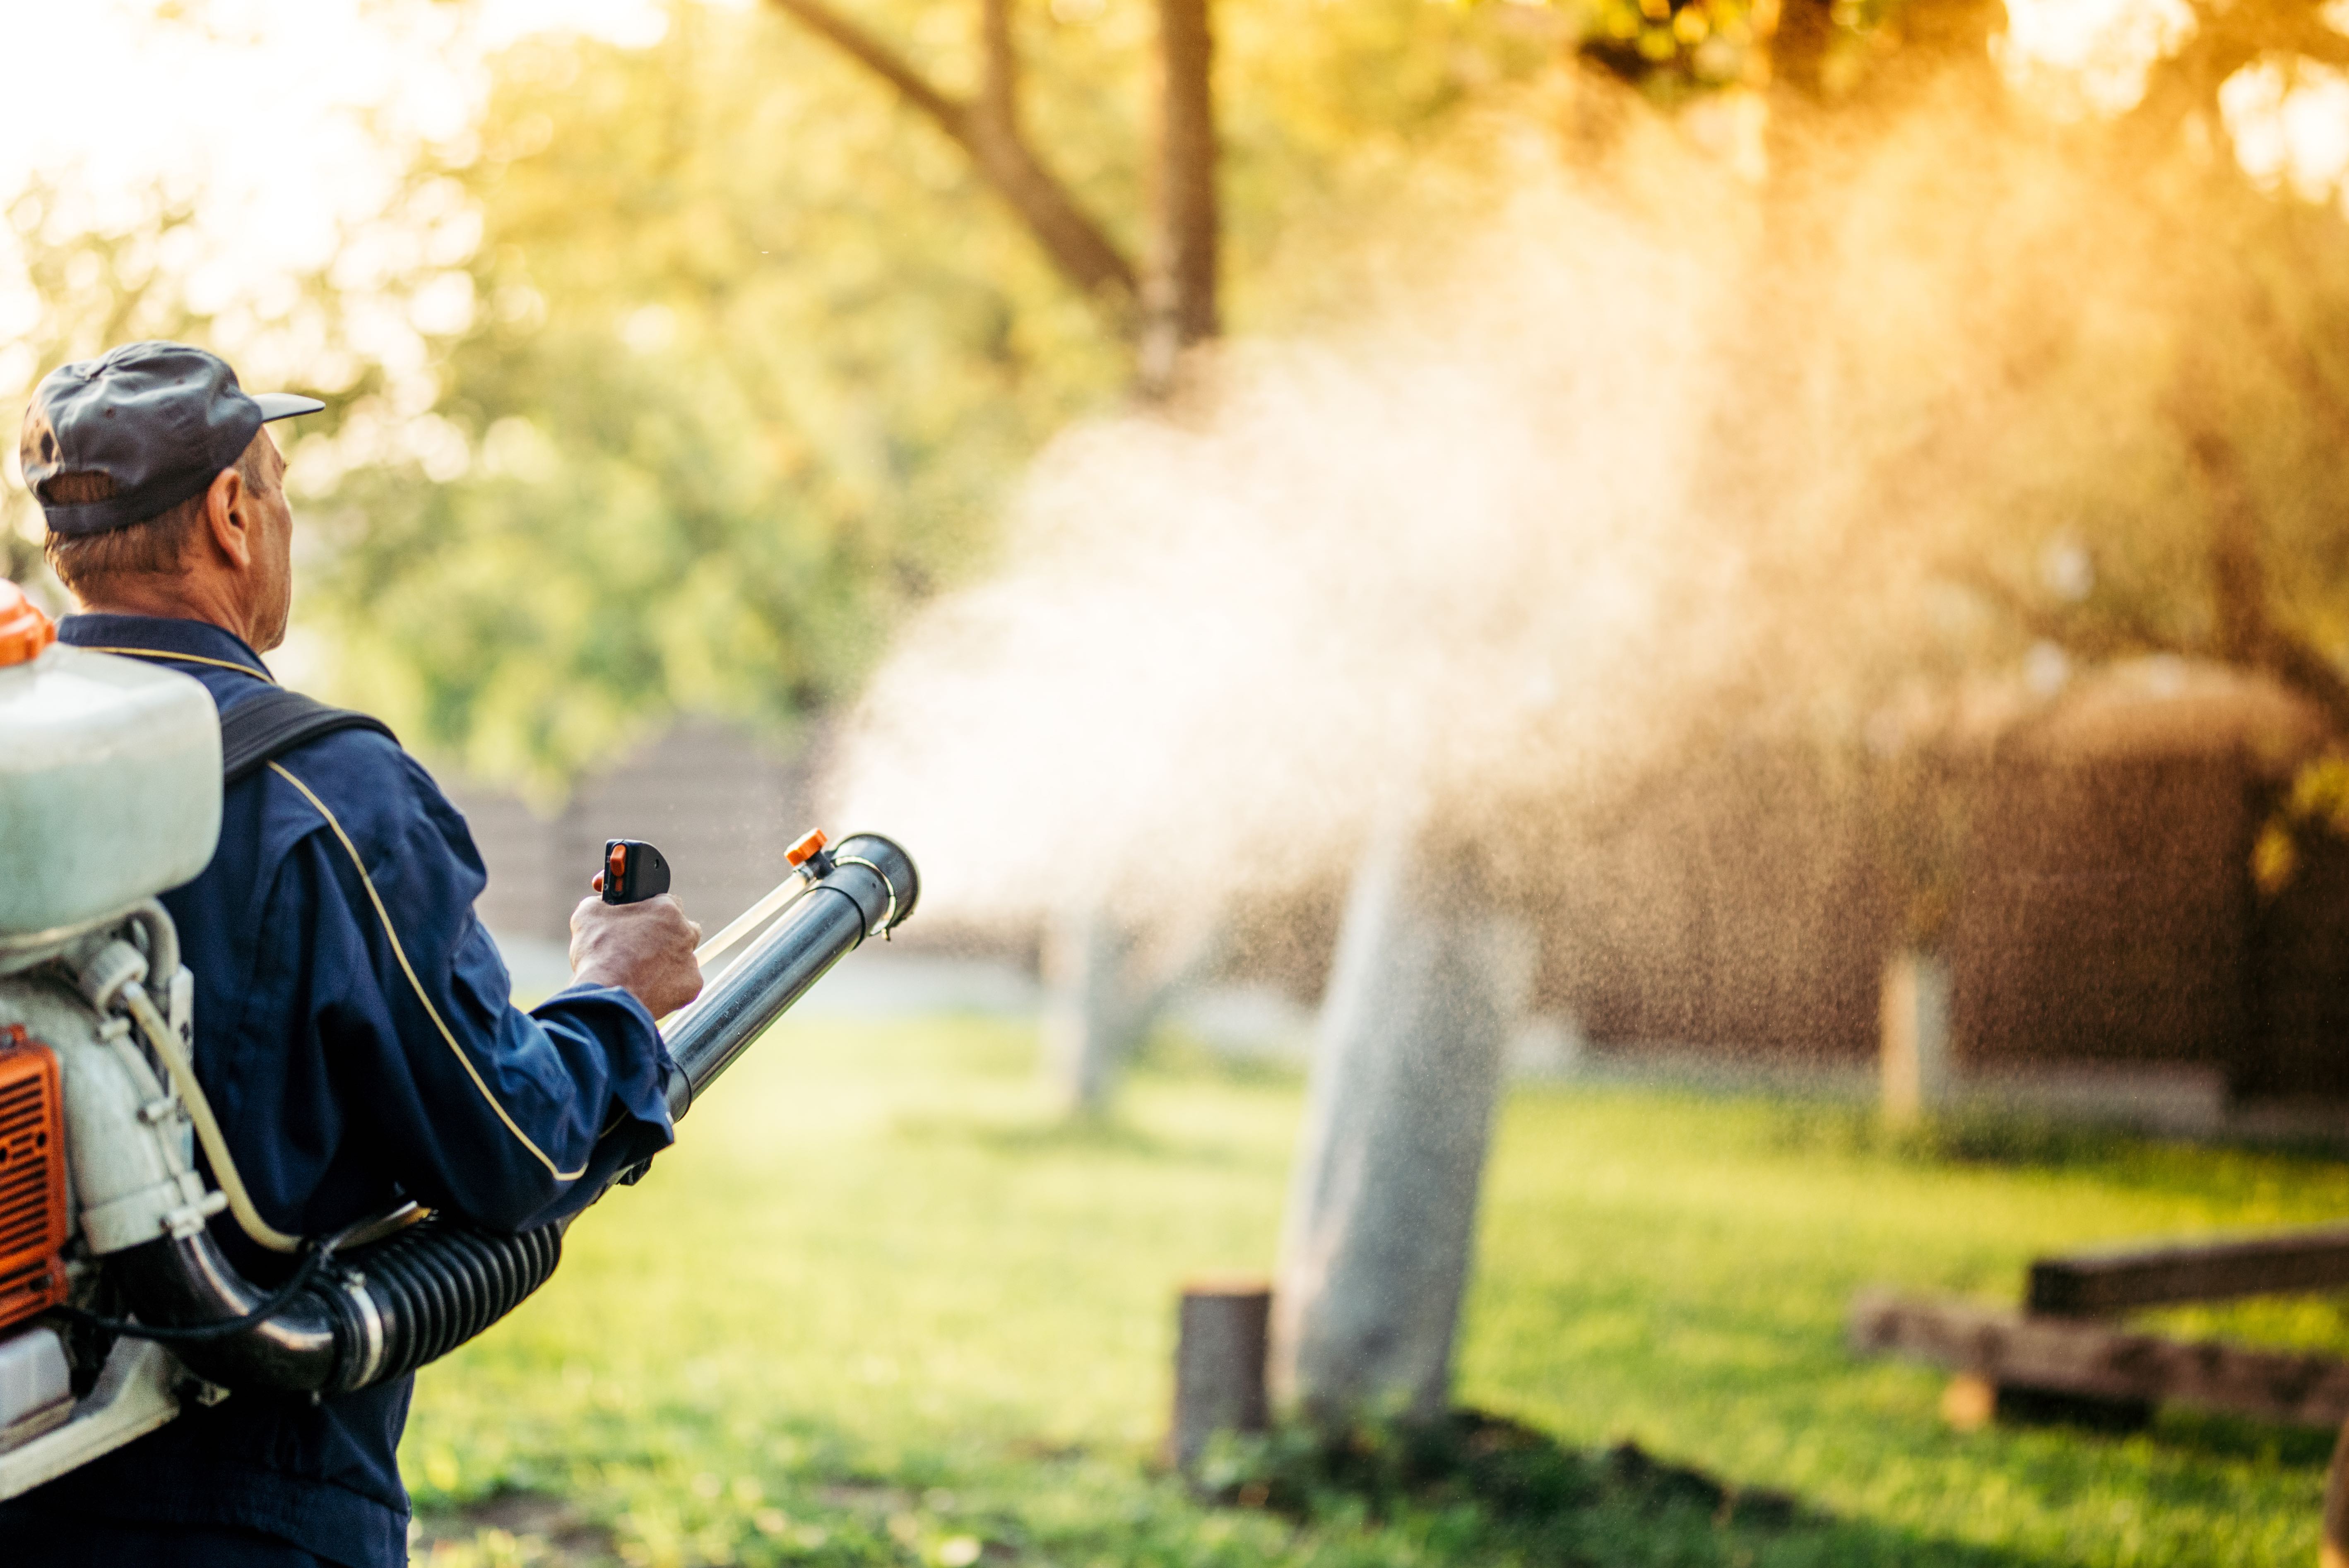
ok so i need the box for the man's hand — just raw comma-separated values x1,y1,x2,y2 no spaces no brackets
569,892,703,1017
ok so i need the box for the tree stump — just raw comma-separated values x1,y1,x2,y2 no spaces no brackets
1168,1277,1271,1474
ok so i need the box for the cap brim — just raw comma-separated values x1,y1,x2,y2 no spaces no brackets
253,392,325,422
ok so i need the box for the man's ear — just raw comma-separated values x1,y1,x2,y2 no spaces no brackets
203,465,252,570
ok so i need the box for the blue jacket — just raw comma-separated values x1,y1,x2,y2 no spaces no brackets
4,614,678,1568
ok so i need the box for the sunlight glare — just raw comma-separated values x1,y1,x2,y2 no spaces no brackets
2223,57,2349,207
2000,0,2196,113
0,0,673,340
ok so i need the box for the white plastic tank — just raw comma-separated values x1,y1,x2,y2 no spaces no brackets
0,583,221,936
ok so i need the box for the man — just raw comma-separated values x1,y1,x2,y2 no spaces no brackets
0,341,705,1566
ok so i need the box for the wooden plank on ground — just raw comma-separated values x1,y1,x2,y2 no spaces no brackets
2026,1223,2349,1316
1849,1290,2349,1428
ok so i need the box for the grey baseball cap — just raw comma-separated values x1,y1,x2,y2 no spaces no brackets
19,341,324,539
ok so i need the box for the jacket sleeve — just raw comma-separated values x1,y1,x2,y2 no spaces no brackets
266,741,676,1232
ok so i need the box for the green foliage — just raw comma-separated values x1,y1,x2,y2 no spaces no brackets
1566,0,1767,97
301,0,1555,792
307,5,1122,789
2255,748,2349,893
1527,0,1957,102
405,1017,2349,1566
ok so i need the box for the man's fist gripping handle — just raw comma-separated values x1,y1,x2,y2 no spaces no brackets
573,842,702,1018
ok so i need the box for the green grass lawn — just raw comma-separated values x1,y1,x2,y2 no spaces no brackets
404,1015,2349,1567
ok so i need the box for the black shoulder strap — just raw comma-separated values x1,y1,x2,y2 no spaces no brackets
219,688,400,786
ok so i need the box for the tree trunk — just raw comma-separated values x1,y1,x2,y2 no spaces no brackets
1771,0,1833,101
1138,0,1219,395
2181,416,2271,668
1041,903,1228,1115
1042,904,1132,1115
1269,816,1528,1424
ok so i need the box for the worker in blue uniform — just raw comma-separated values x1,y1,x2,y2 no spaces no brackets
0,341,706,1566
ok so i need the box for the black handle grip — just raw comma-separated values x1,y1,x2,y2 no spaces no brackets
599,839,671,904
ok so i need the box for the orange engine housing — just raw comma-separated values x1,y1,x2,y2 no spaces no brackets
0,1024,69,1334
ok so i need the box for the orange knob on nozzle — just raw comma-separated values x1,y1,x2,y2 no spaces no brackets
785,829,828,868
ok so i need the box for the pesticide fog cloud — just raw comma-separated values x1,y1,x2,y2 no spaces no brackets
836,166,1740,917
832,79,2269,925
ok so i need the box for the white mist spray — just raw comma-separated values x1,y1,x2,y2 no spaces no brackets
829,71,2325,1419
833,170,1753,923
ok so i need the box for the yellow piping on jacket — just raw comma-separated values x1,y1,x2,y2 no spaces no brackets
85,646,277,682
269,761,586,1182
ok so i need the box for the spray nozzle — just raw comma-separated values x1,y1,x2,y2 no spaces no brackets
786,828,835,882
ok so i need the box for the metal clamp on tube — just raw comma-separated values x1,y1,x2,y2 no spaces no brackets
658,831,919,1120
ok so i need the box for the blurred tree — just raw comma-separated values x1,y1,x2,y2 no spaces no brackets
307,6,1125,791
1554,0,2349,744
759,0,1218,391
1144,0,1220,384
1271,812,1527,1426
1566,0,2002,103
1924,34,2349,741
2121,0,2349,736
1271,0,2349,1433
736,0,1545,1113
300,0,1552,791
2128,0,2349,143
761,0,1139,315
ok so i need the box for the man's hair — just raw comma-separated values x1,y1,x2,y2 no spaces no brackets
41,437,275,598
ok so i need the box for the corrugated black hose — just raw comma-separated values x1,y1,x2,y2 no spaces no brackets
71,830,915,1395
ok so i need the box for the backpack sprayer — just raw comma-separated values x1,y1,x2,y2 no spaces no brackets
0,608,916,1499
